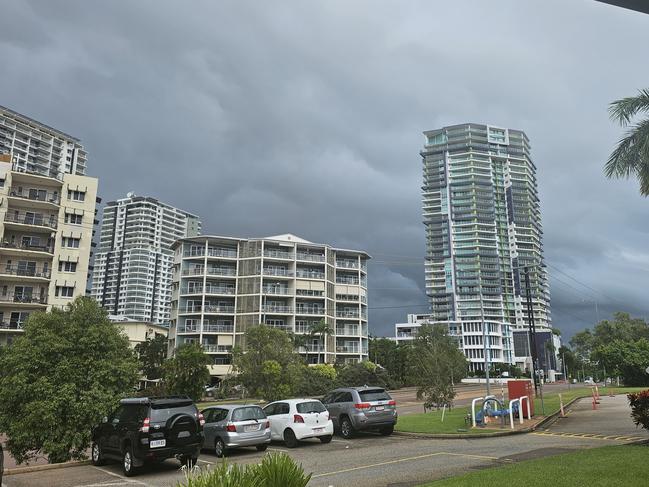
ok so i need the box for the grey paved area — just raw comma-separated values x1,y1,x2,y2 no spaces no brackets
4,394,644,487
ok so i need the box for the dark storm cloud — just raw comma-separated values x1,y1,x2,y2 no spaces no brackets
1,0,648,339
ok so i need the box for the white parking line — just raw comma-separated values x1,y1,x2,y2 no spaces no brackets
92,467,150,486
267,447,290,453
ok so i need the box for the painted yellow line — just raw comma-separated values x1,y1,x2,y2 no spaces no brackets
311,451,498,479
532,432,636,442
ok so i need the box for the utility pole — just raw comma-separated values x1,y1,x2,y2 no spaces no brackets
524,267,539,396
480,292,491,397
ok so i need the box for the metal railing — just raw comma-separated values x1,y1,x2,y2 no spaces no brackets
183,305,235,314
336,310,360,318
0,241,54,254
181,286,235,295
182,267,237,276
336,260,358,269
9,190,60,205
4,213,57,229
0,265,51,278
336,327,359,336
295,270,325,279
262,304,293,313
336,345,360,353
295,307,325,315
262,286,291,295
296,253,325,262
0,322,24,330
263,268,293,277
300,345,325,353
336,277,360,285
263,250,293,259
207,248,238,258
202,344,232,353
0,293,47,304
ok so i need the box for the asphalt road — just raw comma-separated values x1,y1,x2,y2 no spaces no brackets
4,394,646,487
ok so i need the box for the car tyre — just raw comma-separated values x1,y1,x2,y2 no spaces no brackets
319,435,333,444
340,417,355,439
380,425,394,436
284,429,298,448
122,446,138,477
256,444,268,452
91,441,105,466
214,438,227,458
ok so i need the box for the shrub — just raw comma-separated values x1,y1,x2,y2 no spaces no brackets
176,453,311,487
628,389,649,430
297,364,337,396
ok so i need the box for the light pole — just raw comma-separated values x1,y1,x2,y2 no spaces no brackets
480,292,491,397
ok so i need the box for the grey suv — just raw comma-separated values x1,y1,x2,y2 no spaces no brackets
322,387,397,438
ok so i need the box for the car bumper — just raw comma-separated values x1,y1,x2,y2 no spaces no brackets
293,421,334,440
351,411,398,430
224,429,272,448
134,443,202,466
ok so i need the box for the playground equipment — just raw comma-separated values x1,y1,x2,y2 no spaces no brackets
472,394,531,429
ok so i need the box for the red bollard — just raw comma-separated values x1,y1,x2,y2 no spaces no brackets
592,397,597,410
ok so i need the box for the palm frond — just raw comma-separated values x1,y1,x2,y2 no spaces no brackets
609,88,649,126
605,119,649,196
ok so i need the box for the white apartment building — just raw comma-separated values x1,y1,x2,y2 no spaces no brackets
0,144,97,346
91,194,201,324
168,234,369,377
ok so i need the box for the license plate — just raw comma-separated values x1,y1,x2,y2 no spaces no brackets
375,406,385,411
244,424,260,432
313,427,324,433
150,439,166,448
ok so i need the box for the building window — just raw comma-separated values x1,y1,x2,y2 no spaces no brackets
67,190,85,202
0,178,4,187
62,237,80,248
58,261,77,272
55,286,75,298
64,213,83,225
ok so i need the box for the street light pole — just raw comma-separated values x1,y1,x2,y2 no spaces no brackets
523,267,539,396
480,292,491,397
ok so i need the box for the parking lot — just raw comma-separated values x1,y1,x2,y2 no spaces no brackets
4,395,647,487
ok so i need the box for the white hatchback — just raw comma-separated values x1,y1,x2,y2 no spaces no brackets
263,399,334,448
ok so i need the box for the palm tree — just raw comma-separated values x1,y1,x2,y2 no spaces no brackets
606,89,649,195
308,319,334,363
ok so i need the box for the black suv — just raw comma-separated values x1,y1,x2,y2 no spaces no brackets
91,396,204,476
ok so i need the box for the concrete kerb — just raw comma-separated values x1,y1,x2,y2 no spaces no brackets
4,460,91,476
394,395,588,440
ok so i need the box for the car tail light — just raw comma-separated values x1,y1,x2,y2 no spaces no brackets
354,403,371,411
198,413,205,426
226,423,236,432
140,417,150,433
264,421,270,428
293,414,304,423
388,400,397,407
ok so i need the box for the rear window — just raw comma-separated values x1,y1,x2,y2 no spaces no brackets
296,401,326,414
150,402,197,422
358,389,391,402
232,407,266,421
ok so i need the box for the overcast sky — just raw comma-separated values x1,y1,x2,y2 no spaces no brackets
1,0,648,339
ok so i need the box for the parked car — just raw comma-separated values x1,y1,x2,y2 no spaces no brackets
91,396,204,476
263,399,333,448
584,377,595,385
322,386,397,438
201,405,270,457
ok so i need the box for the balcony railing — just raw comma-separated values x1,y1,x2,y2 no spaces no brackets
4,213,57,229
202,344,232,353
11,163,63,181
183,305,235,314
336,310,360,318
0,241,54,254
336,327,359,336
0,322,24,330
266,323,292,332
263,268,293,277
296,252,325,262
336,277,360,285
263,250,293,259
300,345,325,353
178,324,234,333
262,286,291,295
207,248,238,258
0,293,47,305
182,267,237,277
181,286,235,295
336,345,360,353
262,304,293,313
336,260,358,269
9,190,60,205
295,270,325,279
295,307,325,315
0,265,51,278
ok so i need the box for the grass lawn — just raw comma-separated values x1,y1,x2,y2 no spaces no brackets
420,444,649,486
396,386,647,435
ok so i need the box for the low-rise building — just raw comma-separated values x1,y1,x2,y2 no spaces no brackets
109,314,168,348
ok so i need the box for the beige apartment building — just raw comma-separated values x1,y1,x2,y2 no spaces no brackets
168,234,370,378
0,124,98,346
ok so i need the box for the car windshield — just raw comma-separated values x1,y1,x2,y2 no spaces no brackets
359,390,391,402
296,401,326,413
232,407,266,421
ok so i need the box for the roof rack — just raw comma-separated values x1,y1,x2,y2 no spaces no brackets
120,395,192,405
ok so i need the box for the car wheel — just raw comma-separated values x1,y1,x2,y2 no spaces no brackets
180,455,198,468
122,446,138,477
284,429,298,448
256,444,268,452
214,438,227,458
91,441,105,466
380,425,394,436
319,435,333,444
340,417,355,439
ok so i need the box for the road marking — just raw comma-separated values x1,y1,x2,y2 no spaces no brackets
92,467,150,486
268,447,290,453
311,451,499,479
532,432,644,442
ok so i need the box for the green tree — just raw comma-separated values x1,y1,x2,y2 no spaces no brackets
163,343,211,401
232,325,305,401
606,89,649,195
409,324,467,409
593,339,649,386
308,319,333,363
297,364,337,396
369,337,411,386
0,297,139,464
336,360,396,389
134,334,168,380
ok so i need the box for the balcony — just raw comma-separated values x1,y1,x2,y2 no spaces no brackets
181,286,235,295
336,345,360,353
0,293,47,305
263,268,293,277
336,260,358,269
262,304,293,313
336,277,360,285
295,306,325,315
0,265,51,279
295,270,325,279
336,327,360,336
300,344,325,353
203,304,235,314
0,321,25,331
266,323,292,333
5,212,57,230
9,189,60,206
263,249,293,260
262,286,291,295
207,248,238,258
202,344,232,353
336,310,360,318
203,324,234,333
296,252,325,262
0,241,54,255
11,163,63,181
182,267,237,277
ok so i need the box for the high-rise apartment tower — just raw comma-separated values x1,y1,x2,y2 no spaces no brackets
91,194,201,324
421,124,550,370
